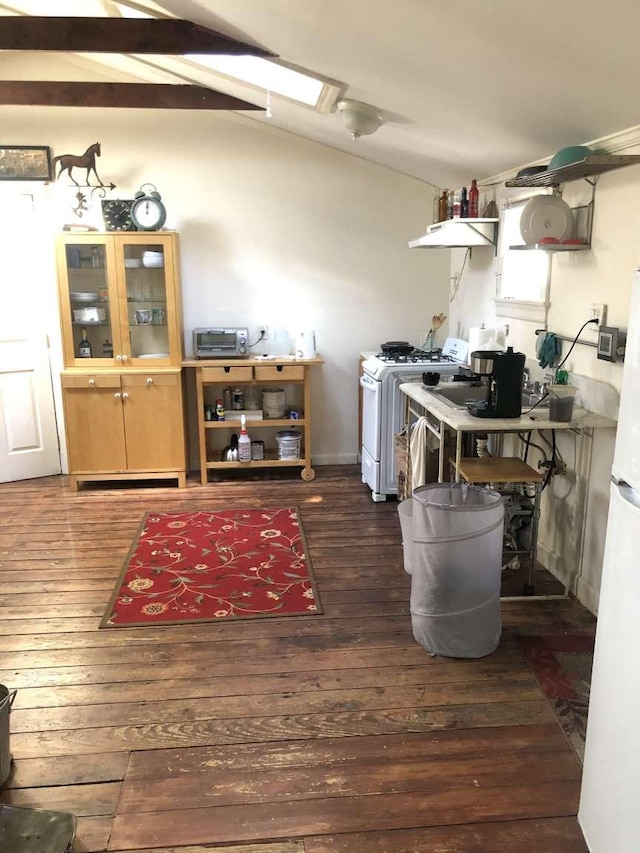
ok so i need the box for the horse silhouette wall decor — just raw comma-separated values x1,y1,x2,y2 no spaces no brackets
51,142,115,190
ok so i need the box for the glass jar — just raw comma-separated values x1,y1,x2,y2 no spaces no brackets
243,385,261,410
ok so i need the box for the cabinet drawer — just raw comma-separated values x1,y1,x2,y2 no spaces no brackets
254,365,305,382
62,374,121,389
122,373,180,389
201,366,253,383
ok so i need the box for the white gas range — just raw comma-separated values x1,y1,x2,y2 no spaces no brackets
360,337,469,502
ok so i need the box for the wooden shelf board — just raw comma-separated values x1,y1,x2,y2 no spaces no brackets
206,458,305,469
204,419,306,428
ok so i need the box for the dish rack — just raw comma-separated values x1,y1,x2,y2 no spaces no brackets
509,184,595,252
503,154,640,253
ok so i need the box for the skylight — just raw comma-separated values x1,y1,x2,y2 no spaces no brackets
0,0,162,15
0,0,109,14
186,55,335,110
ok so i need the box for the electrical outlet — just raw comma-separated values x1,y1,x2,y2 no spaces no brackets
260,326,268,341
589,303,607,328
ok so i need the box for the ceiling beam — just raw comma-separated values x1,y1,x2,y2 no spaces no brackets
0,16,276,56
0,81,264,110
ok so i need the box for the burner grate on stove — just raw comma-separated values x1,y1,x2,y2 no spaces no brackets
375,348,456,364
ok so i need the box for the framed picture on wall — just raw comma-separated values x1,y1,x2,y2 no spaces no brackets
0,145,52,181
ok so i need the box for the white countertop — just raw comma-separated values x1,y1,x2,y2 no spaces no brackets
400,382,618,432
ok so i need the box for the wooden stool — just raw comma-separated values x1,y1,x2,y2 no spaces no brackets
455,457,544,596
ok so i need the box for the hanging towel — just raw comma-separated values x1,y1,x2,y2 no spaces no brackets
537,332,561,368
395,426,410,501
410,417,429,491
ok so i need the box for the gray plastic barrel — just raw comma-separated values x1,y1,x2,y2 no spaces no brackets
0,685,16,786
407,483,505,658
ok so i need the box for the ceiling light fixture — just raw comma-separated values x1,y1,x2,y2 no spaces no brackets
337,98,384,140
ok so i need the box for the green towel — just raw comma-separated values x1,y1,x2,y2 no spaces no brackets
538,333,561,368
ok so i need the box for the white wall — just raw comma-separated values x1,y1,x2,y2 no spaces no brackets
449,139,640,612
0,104,450,468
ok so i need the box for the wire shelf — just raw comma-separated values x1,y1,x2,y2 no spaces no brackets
505,154,640,187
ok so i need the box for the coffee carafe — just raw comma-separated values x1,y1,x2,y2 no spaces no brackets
468,347,525,418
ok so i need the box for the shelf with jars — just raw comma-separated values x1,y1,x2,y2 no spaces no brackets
55,232,187,490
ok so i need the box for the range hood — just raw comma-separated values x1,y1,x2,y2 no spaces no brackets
409,217,499,249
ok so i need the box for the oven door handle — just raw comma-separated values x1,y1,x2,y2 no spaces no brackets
359,375,378,391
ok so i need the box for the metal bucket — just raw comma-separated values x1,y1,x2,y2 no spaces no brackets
0,685,17,786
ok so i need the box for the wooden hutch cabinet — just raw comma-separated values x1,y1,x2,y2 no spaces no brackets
56,232,187,489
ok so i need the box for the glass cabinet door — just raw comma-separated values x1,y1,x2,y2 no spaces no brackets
57,232,181,369
63,241,117,363
121,239,170,362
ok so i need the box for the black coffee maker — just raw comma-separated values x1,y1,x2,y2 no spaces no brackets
467,347,526,418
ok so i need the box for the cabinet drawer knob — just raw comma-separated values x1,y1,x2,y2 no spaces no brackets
114,392,121,399
88,378,95,386
122,392,129,399
116,354,122,362
146,377,153,385
121,355,128,362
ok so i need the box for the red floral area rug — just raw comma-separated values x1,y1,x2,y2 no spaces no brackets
100,507,322,628
515,633,594,763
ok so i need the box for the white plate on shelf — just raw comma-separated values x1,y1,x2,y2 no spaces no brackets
520,195,574,245
70,292,98,302
137,353,169,359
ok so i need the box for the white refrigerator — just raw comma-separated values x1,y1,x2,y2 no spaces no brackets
578,270,640,851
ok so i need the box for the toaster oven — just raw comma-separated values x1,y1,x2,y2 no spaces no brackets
193,327,248,359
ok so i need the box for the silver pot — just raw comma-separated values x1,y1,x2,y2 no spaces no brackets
470,350,502,375
221,434,239,462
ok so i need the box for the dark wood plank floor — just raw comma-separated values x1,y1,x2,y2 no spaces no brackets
0,466,595,852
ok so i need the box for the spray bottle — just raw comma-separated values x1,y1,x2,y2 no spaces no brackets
238,413,251,462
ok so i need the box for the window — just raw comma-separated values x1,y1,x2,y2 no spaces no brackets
494,193,551,323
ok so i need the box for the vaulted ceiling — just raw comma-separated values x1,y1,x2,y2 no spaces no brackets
2,0,640,188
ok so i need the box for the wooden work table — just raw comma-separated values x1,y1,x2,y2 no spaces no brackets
400,381,617,482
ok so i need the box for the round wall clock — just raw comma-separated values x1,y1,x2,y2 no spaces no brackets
131,184,167,231
101,199,135,232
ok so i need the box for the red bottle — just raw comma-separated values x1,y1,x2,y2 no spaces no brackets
469,179,479,218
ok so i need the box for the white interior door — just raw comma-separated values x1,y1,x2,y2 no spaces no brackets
0,189,61,482
0,333,61,482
